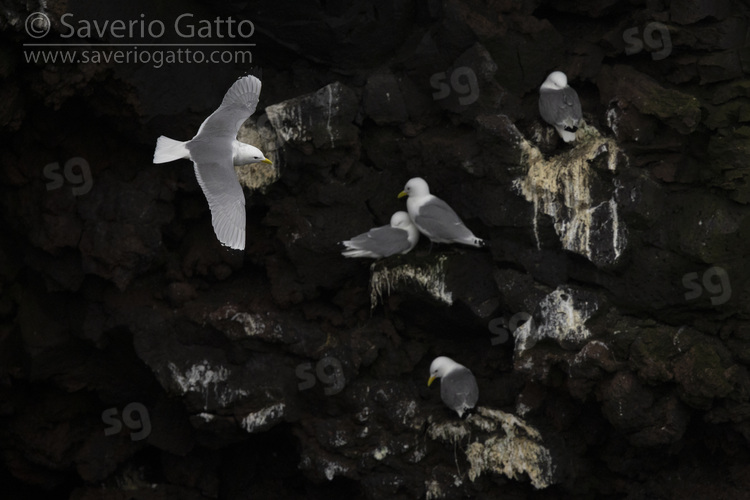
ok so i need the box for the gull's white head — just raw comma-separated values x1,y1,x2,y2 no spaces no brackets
390,211,412,229
541,71,568,91
398,177,430,199
428,356,460,386
235,142,273,165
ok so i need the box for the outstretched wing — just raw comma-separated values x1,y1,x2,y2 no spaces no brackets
188,135,245,249
183,76,262,250
194,75,262,140
190,157,245,250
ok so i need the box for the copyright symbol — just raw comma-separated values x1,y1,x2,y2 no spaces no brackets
25,12,51,39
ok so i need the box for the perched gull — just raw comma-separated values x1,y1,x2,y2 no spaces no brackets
428,356,479,418
398,177,486,247
153,75,272,250
340,211,419,259
539,71,582,143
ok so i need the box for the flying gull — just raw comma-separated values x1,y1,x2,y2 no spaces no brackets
539,71,582,143
153,75,272,250
398,177,485,247
428,356,479,418
340,211,419,259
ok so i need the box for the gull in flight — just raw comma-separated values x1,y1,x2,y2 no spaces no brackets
153,75,272,250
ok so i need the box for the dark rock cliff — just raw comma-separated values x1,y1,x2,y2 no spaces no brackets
2,0,750,498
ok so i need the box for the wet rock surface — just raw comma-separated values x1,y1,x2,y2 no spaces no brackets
2,0,750,498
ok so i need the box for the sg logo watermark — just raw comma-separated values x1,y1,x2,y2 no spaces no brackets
623,22,672,61
683,266,731,306
296,356,345,396
102,402,151,441
44,157,93,196
430,67,479,106
488,312,535,346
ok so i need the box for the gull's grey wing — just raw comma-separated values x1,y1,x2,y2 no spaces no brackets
183,76,262,250
441,367,479,414
190,155,245,249
194,75,262,140
363,226,412,256
415,198,474,241
346,225,411,257
539,87,582,129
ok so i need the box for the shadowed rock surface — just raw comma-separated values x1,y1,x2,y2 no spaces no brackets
2,0,750,498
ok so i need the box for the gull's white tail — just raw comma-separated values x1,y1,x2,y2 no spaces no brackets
153,136,190,164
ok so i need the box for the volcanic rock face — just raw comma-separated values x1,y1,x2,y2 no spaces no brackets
2,0,750,498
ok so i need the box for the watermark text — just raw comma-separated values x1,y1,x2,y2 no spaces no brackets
430,66,479,106
623,22,672,61
489,312,535,346
683,266,731,305
23,11,255,69
102,402,151,441
44,156,92,196
296,357,345,396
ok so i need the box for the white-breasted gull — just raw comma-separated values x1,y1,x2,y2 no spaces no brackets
428,356,479,418
340,211,419,259
153,75,272,250
539,71,582,143
398,177,485,248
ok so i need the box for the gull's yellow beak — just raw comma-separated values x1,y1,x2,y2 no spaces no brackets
261,158,273,164
427,375,436,387
398,190,408,199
